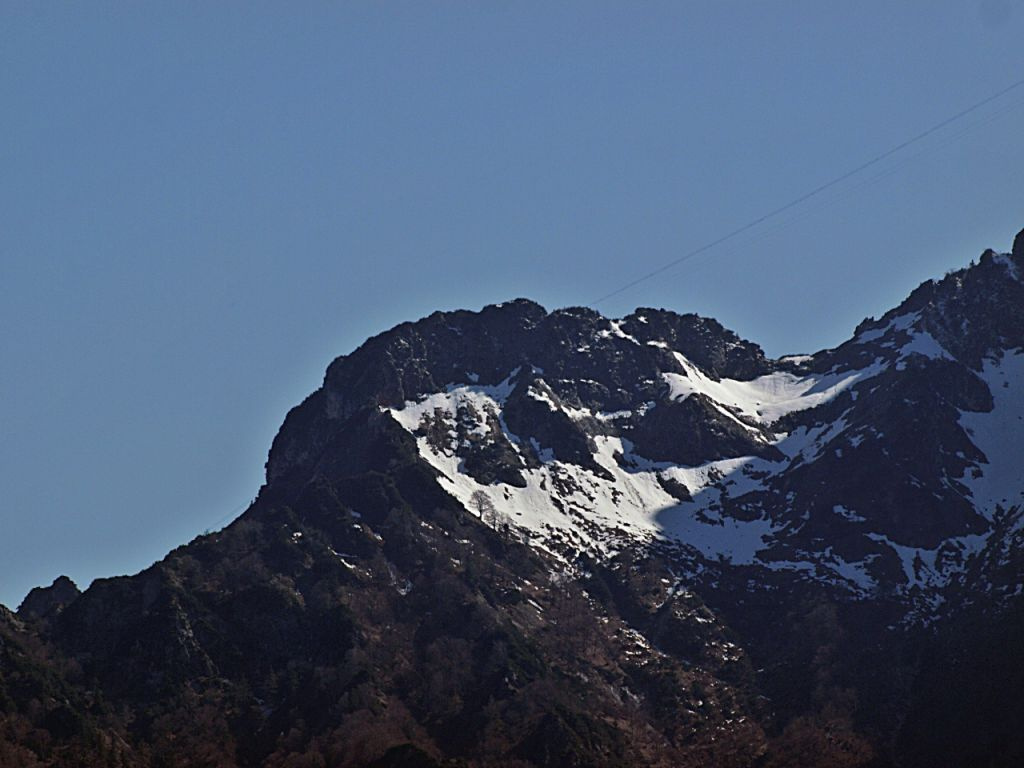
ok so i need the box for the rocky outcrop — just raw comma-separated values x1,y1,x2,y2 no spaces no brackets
17,576,80,622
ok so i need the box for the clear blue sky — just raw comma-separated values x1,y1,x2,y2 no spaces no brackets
2,2,1023,608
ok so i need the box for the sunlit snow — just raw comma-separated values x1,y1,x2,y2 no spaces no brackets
662,351,881,426
959,350,1024,518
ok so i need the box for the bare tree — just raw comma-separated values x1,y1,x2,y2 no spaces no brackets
469,490,497,527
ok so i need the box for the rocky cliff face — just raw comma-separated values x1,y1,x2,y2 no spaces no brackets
17,577,81,623
3,230,1024,767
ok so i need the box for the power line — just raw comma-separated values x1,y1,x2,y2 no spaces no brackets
678,90,1024,271
205,499,252,533
589,76,1024,308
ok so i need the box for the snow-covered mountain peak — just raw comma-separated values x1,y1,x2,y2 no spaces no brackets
267,231,1024,612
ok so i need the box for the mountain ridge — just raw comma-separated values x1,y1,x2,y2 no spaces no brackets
267,232,1024,606
3,228,1024,767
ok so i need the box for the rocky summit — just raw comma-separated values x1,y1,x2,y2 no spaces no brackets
3,229,1024,767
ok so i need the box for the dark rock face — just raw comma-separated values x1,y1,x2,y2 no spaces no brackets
17,576,80,621
627,395,782,466
620,308,774,380
3,229,1024,767
1012,226,1024,259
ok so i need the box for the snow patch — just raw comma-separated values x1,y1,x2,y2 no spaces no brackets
389,380,786,566
992,252,1020,281
855,312,920,345
898,330,953,361
663,352,883,426
958,350,1024,518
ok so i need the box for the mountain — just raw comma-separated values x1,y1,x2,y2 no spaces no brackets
3,229,1024,767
